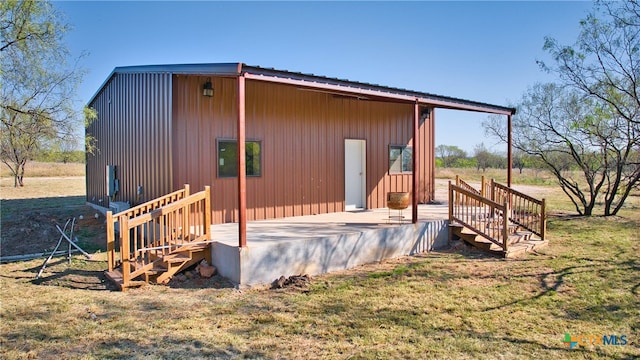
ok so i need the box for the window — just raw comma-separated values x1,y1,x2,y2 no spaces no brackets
389,145,412,173
218,140,262,177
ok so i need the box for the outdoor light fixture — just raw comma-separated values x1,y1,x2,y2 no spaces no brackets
203,78,214,97
420,108,431,122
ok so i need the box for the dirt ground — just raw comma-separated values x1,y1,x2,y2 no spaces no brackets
1,176,238,290
0,177,106,258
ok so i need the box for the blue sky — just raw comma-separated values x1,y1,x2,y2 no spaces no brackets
55,0,592,153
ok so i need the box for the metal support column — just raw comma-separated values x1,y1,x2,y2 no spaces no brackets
412,101,419,224
237,75,247,247
507,114,513,187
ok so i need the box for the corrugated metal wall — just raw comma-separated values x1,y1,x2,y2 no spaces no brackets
86,72,173,208
172,75,434,224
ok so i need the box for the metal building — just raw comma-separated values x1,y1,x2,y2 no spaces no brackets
87,63,515,240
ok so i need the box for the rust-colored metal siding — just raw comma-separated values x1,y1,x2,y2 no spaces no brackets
172,76,434,224
86,72,173,208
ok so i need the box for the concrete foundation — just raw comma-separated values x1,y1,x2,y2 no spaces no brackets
209,205,449,287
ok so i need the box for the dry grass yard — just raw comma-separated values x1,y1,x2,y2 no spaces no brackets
1,164,638,359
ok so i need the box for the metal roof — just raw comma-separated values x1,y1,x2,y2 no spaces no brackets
89,62,516,115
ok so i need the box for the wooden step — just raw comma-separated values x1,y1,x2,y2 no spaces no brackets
450,224,506,255
504,238,549,258
155,250,208,284
509,231,533,244
162,252,192,264
104,268,147,291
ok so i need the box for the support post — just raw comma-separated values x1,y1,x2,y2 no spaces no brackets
204,186,211,238
430,108,435,201
204,185,212,264
507,114,513,187
503,200,510,253
237,75,247,248
540,198,546,240
412,101,419,224
448,181,453,244
121,216,130,288
106,211,114,272
455,174,460,205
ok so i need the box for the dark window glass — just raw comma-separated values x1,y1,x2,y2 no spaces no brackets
218,140,261,177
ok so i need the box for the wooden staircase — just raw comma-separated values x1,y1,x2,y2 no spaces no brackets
449,222,548,258
448,177,548,258
104,185,212,291
104,242,210,291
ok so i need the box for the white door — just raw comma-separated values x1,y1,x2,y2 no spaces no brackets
345,139,366,211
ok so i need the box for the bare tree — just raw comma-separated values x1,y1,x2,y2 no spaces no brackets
485,1,640,216
1,0,84,187
485,83,639,216
539,0,639,127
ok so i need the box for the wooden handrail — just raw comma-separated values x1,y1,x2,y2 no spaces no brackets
105,184,192,271
455,175,481,206
491,181,546,238
449,182,509,252
112,184,190,220
455,175,481,195
128,191,207,228
105,185,211,287
453,176,547,240
493,181,541,203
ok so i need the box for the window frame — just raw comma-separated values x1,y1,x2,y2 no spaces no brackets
389,145,413,174
217,138,262,178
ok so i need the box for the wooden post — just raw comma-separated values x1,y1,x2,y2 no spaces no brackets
481,175,486,198
183,184,190,242
488,178,496,221
455,175,460,205
490,179,495,202
448,181,453,244
204,186,212,264
106,211,114,272
237,75,247,247
503,200,510,253
121,216,130,288
204,186,211,238
541,198,546,240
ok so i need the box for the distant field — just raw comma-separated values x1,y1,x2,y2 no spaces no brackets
436,167,557,186
0,161,85,178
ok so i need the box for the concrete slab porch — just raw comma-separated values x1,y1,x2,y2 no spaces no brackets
209,204,450,287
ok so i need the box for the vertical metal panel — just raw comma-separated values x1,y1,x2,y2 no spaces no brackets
86,72,173,208
169,76,434,224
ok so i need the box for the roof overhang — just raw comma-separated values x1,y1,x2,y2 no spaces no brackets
88,62,516,116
